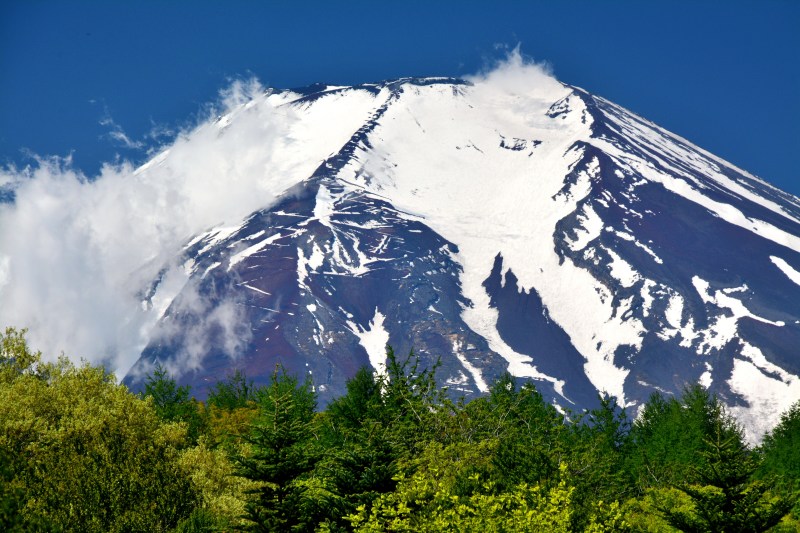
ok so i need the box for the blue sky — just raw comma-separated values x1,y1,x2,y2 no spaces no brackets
2,0,798,194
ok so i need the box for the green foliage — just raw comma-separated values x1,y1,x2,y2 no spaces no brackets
380,346,445,428
2,328,797,531
0,328,196,532
234,365,320,531
763,400,800,468
312,348,450,530
622,487,688,532
142,363,206,443
759,399,800,525
566,393,633,529
0,444,55,532
660,414,791,532
204,401,260,450
628,385,724,491
202,369,261,450
347,451,626,532
178,437,259,529
620,385,793,532
0,326,47,386
464,373,567,482
324,366,383,432
207,368,257,411
172,507,224,533
316,367,396,517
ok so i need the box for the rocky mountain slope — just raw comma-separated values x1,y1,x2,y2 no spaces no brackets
122,73,800,442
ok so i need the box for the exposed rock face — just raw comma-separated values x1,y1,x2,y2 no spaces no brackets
123,77,800,442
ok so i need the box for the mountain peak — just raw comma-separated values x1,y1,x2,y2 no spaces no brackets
5,73,797,444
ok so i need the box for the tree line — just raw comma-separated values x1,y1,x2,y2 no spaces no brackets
1,326,798,532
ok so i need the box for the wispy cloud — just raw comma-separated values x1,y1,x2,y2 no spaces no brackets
0,57,562,381
99,108,146,150
466,43,560,94
0,78,299,377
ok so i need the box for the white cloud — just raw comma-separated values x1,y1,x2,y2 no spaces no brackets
466,43,561,95
0,78,299,378
99,107,146,150
0,55,565,382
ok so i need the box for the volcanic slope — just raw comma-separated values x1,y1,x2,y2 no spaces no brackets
125,74,800,442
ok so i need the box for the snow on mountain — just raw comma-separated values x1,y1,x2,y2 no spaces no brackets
120,70,800,442
3,61,797,443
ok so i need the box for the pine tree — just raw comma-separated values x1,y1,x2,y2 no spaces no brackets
207,368,257,411
142,363,205,443
234,365,319,532
659,403,791,532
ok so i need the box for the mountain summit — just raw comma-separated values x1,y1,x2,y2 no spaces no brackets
121,73,800,442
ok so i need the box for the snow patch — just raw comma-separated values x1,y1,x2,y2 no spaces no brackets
770,256,800,287
312,183,337,228
147,265,191,320
692,276,784,354
228,233,282,271
346,81,639,404
202,262,221,278
241,283,270,296
605,247,641,288
728,344,800,445
195,224,244,256
347,308,390,377
451,339,489,393
567,204,603,251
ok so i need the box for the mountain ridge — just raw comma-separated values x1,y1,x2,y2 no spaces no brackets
106,74,799,442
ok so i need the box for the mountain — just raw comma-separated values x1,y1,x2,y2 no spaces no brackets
123,74,800,442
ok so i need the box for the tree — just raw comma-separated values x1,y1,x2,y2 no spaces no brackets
347,443,626,532
463,373,567,489
627,385,721,491
0,326,43,384
0,444,53,532
624,385,793,532
318,367,395,510
204,369,261,449
207,368,257,410
567,393,633,529
312,348,449,529
234,365,320,531
142,363,205,443
760,400,800,485
378,346,446,449
759,399,800,527
660,413,791,532
177,437,260,531
0,329,197,532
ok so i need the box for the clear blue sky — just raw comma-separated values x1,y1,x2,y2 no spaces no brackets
2,1,798,194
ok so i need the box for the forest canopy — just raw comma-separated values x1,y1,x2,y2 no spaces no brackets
1,327,798,532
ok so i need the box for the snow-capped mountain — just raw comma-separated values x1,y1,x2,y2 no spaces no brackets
123,73,800,441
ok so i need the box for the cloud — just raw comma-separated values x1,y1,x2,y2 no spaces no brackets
0,77,304,378
129,276,252,380
0,56,564,382
145,120,175,145
466,43,562,95
100,118,145,150
99,107,146,150
95,101,174,152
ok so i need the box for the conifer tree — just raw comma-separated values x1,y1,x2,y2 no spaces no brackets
207,368,257,410
659,398,791,532
234,365,319,532
143,363,205,443
760,400,800,486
